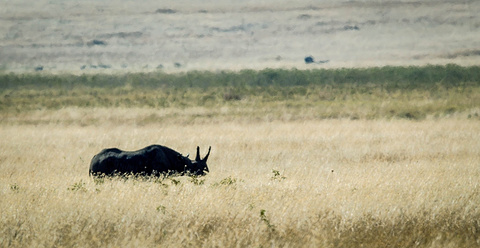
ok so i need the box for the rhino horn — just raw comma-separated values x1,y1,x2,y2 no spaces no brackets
195,146,201,161
203,146,211,162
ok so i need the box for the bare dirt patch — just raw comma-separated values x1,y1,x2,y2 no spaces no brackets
1,0,479,73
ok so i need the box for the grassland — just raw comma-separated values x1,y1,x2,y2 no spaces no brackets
1,65,480,124
1,66,480,247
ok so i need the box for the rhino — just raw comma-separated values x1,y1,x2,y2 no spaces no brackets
89,145,211,177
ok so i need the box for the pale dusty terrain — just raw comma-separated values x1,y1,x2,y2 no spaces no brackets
1,0,480,73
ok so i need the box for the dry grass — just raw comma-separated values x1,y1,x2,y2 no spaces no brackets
1,118,479,247
2,0,479,245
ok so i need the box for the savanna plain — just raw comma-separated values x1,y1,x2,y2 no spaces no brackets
1,66,480,247
2,0,480,247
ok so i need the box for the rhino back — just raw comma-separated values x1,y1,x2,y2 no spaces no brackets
148,145,186,172
89,145,188,176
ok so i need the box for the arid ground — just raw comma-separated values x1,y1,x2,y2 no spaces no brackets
1,0,480,247
1,119,480,247
1,0,480,73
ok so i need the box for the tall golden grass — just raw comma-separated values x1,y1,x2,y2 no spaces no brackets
1,118,479,247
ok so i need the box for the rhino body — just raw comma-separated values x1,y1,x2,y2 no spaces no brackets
89,145,210,177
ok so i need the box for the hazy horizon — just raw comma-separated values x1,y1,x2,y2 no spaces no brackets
1,0,479,73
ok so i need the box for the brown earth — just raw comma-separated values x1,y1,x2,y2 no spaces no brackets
1,0,480,73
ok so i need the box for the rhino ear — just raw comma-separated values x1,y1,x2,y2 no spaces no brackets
195,146,201,161
203,146,211,162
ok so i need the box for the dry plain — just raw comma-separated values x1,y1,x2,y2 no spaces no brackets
1,0,480,73
1,117,480,247
2,0,480,247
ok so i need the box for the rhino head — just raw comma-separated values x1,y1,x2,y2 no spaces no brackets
183,146,211,176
